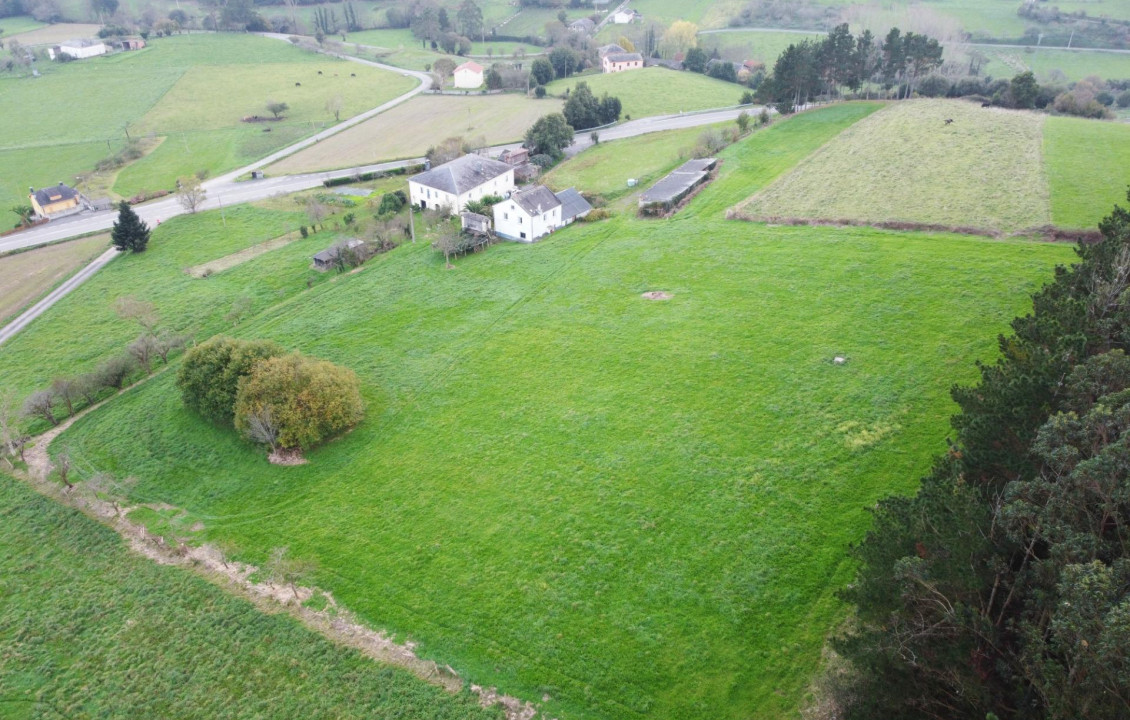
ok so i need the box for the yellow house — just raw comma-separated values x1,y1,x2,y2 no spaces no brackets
30,183,84,219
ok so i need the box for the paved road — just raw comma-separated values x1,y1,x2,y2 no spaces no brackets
0,247,120,346
0,106,756,255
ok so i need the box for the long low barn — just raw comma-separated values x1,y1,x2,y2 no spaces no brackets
638,158,718,215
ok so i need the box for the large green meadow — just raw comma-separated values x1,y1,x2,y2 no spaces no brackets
2,104,1081,720
0,475,502,720
0,33,415,225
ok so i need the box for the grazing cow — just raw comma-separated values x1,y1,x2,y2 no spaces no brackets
295,82,301,86
317,70,323,75
350,73,356,77
945,118,953,125
981,102,991,107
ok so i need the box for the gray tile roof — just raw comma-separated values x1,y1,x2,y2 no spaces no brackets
606,52,643,63
511,186,561,216
412,154,512,196
32,183,79,206
555,188,592,221
313,238,363,263
597,44,627,57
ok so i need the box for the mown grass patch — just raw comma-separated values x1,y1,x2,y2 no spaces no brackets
546,67,746,119
1044,115,1130,229
0,15,44,38
737,99,1051,232
0,475,502,720
268,94,561,174
0,234,110,325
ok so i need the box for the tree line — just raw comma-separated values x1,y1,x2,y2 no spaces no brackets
831,193,1130,719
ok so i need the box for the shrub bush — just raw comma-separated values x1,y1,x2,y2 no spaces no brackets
234,353,364,450
177,337,284,425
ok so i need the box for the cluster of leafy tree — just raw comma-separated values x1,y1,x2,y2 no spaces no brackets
758,24,942,113
178,337,363,452
17,298,187,432
425,135,486,166
387,1,484,45
562,82,620,130
911,70,1121,119
1015,3,1130,51
524,113,573,160
111,202,150,253
834,195,1130,719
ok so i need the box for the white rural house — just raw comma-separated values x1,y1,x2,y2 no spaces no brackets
48,39,107,60
453,61,484,89
612,9,640,23
409,154,515,216
602,51,643,73
493,186,562,242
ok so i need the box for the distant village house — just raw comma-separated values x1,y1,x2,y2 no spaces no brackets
453,61,484,89
409,154,515,216
612,9,641,23
48,39,107,60
598,44,642,73
312,238,364,271
29,183,85,220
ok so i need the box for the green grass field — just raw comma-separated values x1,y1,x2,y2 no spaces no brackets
699,29,826,65
739,100,1052,232
0,15,44,37
981,47,1130,83
0,475,502,720
541,123,727,200
0,34,415,224
546,67,746,119
1044,116,1130,228
1,105,1078,720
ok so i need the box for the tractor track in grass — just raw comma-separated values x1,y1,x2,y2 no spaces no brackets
13,393,547,720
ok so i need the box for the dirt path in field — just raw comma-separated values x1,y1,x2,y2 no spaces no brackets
14,399,545,720
185,230,305,277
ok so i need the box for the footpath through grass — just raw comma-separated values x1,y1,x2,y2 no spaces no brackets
0,475,502,720
1044,116,1130,229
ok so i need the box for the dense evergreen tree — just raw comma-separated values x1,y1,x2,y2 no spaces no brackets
835,194,1130,720
110,201,150,253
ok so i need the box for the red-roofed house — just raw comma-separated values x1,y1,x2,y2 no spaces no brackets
454,61,484,89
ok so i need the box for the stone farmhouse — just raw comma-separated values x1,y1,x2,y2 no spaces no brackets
409,155,515,215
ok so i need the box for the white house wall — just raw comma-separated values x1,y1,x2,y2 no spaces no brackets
494,201,562,242
409,169,515,217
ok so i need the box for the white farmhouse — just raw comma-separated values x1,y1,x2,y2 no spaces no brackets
453,61,484,89
612,9,640,23
48,39,107,60
409,154,515,215
493,186,562,242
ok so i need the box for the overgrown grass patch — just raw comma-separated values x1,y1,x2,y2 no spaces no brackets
737,99,1051,232
1044,115,1130,229
0,234,110,325
0,475,502,719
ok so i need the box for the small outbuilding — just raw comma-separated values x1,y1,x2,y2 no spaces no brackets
48,39,107,60
499,147,530,166
312,238,364,271
612,9,640,23
453,61,484,89
555,188,593,225
461,211,491,235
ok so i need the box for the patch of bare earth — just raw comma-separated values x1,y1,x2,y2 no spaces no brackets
186,230,304,277
268,447,308,465
641,291,673,300
16,408,546,720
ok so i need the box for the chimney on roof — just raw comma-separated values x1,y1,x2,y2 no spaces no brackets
58,181,64,187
